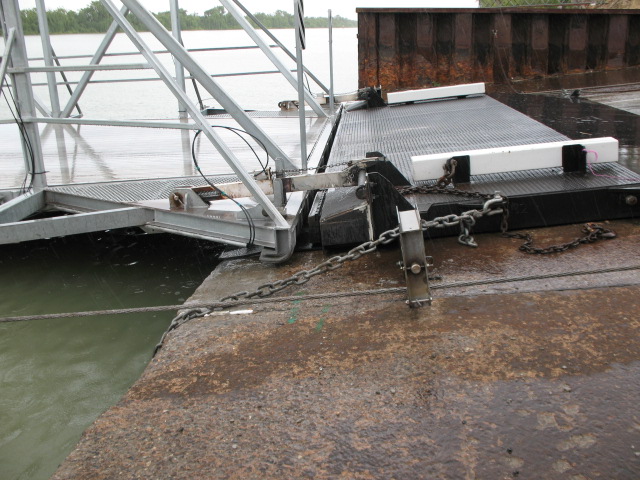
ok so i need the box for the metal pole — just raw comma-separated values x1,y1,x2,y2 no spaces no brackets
230,0,329,94
35,0,60,116
170,0,187,119
219,0,326,118
117,0,296,170
1,0,47,190
60,5,129,118
294,0,307,170
328,10,335,118
0,27,15,88
101,0,289,229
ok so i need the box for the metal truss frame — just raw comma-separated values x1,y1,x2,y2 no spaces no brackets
0,0,332,262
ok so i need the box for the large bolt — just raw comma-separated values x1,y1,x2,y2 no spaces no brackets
625,195,638,206
410,263,422,275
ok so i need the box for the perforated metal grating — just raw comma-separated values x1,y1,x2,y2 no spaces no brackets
48,174,239,203
327,95,570,182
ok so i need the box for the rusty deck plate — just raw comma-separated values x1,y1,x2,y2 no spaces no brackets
53,219,640,479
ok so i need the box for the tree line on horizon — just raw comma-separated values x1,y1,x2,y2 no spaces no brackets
13,2,356,35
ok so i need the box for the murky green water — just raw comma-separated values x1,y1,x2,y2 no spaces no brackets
0,232,221,480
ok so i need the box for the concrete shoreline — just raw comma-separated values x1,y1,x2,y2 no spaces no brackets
53,219,640,479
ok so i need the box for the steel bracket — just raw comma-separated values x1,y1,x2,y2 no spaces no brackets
397,207,432,307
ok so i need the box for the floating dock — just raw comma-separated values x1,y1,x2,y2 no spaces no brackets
52,85,640,480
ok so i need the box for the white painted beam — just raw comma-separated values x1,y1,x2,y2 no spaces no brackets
411,137,619,182
387,83,486,105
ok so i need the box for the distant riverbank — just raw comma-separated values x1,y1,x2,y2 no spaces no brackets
8,2,356,36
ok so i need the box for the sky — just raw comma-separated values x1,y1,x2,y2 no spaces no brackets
17,1,479,21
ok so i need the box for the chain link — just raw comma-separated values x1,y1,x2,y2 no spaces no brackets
220,227,401,302
502,222,617,254
399,183,616,254
220,194,505,303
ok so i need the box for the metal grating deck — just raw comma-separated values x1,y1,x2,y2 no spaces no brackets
327,95,570,182
47,175,240,203
318,94,640,246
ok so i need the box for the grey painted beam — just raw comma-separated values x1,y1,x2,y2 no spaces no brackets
35,0,61,116
0,27,15,88
230,0,329,94
170,0,187,118
0,191,45,224
0,207,154,244
26,116,198,130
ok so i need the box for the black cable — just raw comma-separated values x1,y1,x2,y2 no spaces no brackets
191,129,255,247
208,124,270,176
2,78,37,193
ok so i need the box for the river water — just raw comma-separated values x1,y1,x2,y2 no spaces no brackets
0,28,358,480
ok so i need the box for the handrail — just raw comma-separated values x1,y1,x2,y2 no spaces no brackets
27,44,278,62
11,63,151,72
30,69,286,86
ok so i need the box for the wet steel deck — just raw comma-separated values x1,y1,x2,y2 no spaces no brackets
52,219,640,479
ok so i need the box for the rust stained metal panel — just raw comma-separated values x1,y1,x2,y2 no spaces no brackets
435,14,454,85
357,10,640,92
473,14,494,83
378,13,398,92
416,13,436,87
608,15,629,69
492,13,513,84
453,13,473,83
568,15,588,72
398,14,418,90
531,14,549,76
626,15,640,67
586,15,608,71
358,12,378,89
512,15,533,79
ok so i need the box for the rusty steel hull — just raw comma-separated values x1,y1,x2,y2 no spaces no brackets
358,8,640,92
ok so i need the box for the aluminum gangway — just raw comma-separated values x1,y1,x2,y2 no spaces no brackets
0,0,335,262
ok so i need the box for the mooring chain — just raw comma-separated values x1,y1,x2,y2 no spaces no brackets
219,227,401,302
400,184,617,254
218,194,506,304
502,222,617,254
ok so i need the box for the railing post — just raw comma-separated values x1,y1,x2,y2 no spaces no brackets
35,0,59,117
170,0,187,119
294,0,307,170
329,9,335,118
1,0,47,190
